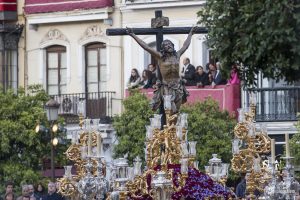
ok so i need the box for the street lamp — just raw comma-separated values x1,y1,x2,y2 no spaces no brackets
36,98,60,181
45,99,60,181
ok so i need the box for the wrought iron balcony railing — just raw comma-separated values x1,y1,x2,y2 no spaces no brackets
245,87,300,122
51,91,115,124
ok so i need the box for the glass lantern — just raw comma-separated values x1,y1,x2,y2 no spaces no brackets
180,158,189,174
133,156,142,176
237,108,245,123
145,125,153,140
64,165,73,179
232,139,240,154
181,142,189,157
208,154,222,180
179,113,188,128
45,99,60,121
176,126,183,140
188,141,197,156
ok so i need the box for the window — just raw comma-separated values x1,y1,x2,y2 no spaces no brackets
0,50,18,91
46,45,67,95
85,43,107,93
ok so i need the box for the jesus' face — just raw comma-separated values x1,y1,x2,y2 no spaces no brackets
162,40,174,53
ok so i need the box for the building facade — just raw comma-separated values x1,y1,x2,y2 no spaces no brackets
0,0,23,92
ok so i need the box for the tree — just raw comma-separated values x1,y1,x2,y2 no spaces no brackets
112,90,154,164
0,85,68,194
198,0,300,86
180,98,236,169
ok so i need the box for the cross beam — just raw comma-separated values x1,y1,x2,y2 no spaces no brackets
106,27,208,36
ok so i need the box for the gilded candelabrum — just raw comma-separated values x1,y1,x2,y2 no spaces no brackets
231,101,272,199
57,114,108,199
112,95,197,200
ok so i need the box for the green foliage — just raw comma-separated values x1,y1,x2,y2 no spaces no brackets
112,89,154,164
290,115,300,177
198,0,300,86
180,98,236,169
0,85,68,194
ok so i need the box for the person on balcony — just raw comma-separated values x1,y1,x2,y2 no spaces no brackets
127,68,141,89
139,69,153,89
228,63,241,85
181,57,196,86
194,65,209,87
209,63,226,85
147,64,157,86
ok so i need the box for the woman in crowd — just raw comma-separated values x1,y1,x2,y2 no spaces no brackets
194,65,209,87
127,68,141,89
139,69,153,89
228,64,240,84
35,183,46,200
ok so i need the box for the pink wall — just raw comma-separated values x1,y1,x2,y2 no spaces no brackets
126,84,241,117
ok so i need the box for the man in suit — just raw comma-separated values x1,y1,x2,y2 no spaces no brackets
181,57,196,86
147,64,157,87
209,63,224,85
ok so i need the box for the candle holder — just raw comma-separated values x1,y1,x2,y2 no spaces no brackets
231,96,272,199
109,107,198,199
57,117,109,199
205,154,229,186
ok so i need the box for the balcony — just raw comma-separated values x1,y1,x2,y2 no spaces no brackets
245,87,300,122
51,91,116,124
126,84,241,116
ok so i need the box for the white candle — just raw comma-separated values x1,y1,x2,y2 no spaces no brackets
88,131,92,156
285,133,290,157
97,133,102,157
271,139,275,163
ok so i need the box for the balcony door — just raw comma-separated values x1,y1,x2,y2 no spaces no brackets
46,45,67,95
85,43,107,118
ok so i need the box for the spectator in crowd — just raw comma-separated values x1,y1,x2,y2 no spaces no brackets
1,181,14,200
42,182,64,200
35,183,46,200
147,64,157,85
17,185,29,200
181,57,196,86
28,185,38,200
127,68,141,89
194,65,209,87
228,63,240,85
4,192,14,200
140,69,153,89
209,63,225,85
236,173,247,199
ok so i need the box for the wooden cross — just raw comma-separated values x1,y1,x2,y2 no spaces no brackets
107,10,207,53
107,10,207,81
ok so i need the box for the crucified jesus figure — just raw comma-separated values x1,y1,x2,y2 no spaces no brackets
126,26,196,114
